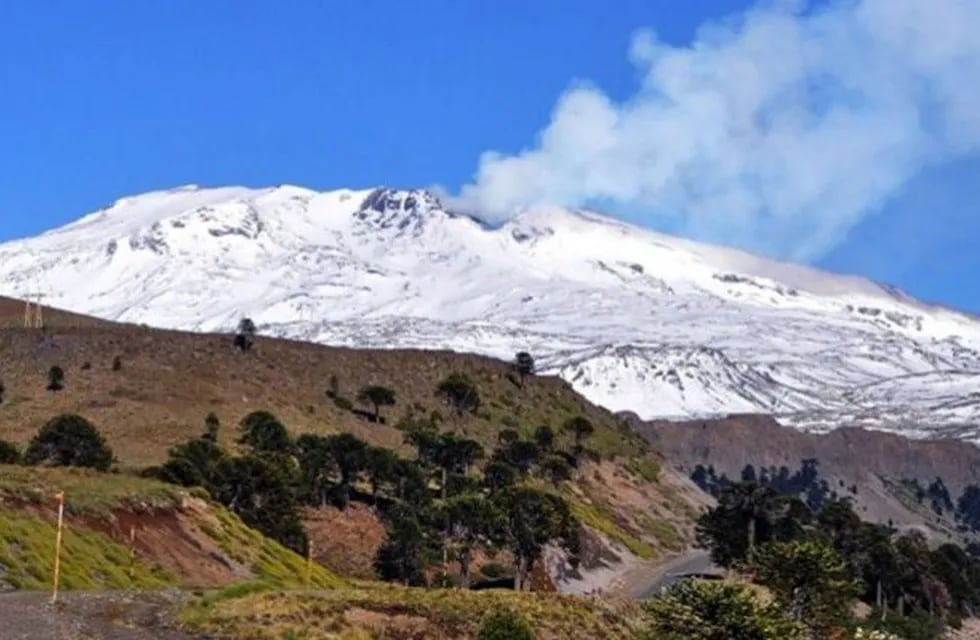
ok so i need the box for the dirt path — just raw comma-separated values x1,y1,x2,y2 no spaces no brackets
0,590,206,640
609,549,718,600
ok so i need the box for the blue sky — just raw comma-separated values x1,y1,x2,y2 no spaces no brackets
1,0,978,312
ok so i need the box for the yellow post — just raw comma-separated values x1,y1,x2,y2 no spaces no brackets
305,539,314,588
51,491,65,604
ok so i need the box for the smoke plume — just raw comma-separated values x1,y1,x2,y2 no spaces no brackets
455,0,980,259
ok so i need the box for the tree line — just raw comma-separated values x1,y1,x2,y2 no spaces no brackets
659,478,980,639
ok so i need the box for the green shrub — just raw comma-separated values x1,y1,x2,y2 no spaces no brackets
479,562,507,579
0,441,21,465
477,608,534,640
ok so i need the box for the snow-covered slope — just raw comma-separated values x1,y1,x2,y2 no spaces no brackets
2,185,979,439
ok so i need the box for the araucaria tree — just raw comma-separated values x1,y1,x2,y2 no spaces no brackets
491,486,579,591
47,365,65,391
513,351,535,389
436,493,504,588
234,317,257,352
24,414,114,471
209,454,307,553
238,411,292,453
562,415,594,462
646,580,804,640
357,385,396,422
435,373,481,416
749,539,860,636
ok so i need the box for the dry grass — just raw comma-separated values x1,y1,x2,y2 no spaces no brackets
0,296,700,561
0,321,646,468
181,582,646,640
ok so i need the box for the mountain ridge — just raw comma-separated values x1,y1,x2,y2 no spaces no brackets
2,184,979,439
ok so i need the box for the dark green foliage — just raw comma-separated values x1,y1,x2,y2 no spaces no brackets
47,365,65,391
926,477,953,515
364,446,401,499
483,459,519,492
696,482,808,566
957,484,980,531
295,434,338,507
513,351,535,390
532,425,555,451
112,356,123,372
375,503,433,586
497,428,520,445
435,373,481,416
693,459,836,512
538,454,573,485
492,440,540,477
491,486,579,591
24,414,114,471
323,433,369,508
210,454,307,553
477,608,534,640
155,437,227,487
436,493,505,588
0,440,21,464
234,317,256,352
865,609,947,640
238,317,257,336
696,479,980,637
238,411,292,454
203,412,221,443
562,415,594,446
646,580,803,640
749,539,860,636
356,385,396,422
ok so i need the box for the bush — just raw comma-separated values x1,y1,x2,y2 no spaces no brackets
0,440,21,464
47,366,65,391
477,609,534,640
24,414,114,471
479,562,507,579
646,580,804,640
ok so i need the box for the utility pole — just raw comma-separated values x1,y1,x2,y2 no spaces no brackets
33,292,45,329
23,291,45,329
23,297,33,329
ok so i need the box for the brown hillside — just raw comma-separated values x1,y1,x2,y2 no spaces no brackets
635,413,980,538
0,323,640,467
0,296,706,565
0,296,111,329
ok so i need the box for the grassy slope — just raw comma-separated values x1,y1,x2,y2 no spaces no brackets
181,582,645,640
0,303,705,560
0,465,342,591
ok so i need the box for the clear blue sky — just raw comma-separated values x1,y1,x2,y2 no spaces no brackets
1,0,977,312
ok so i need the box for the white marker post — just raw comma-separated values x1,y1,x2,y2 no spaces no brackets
51,491,65,604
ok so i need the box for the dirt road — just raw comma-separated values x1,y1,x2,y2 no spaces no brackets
610,549,719,600
0,590,204,640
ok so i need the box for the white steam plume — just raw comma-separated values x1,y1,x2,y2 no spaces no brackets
455,0,980,260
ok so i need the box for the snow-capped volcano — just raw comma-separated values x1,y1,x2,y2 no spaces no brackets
2,184,979,439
